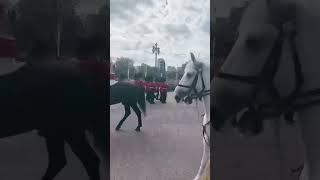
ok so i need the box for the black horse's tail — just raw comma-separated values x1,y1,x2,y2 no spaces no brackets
137,87,146,116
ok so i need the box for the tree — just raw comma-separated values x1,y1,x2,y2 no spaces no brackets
166,66,177,80
139,63,158,78
114,57,136,80
177,62,187,80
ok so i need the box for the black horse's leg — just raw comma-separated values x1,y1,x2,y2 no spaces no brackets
65,131,100,180
131,103,142,131
41,136,66,180
115,104,130,130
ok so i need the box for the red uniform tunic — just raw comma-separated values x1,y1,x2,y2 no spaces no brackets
159,83,169,93
149,82,157,93
0,36,17,58
144,82,151,93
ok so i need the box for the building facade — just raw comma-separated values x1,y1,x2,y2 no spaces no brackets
158,58,165,78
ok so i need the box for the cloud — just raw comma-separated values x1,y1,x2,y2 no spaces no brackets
164,23,192,39
184,5,202,13
110,0,154,22
111,0,210,66
132,23,154,34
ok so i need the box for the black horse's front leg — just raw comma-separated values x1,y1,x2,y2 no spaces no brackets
41,136,66,180
131,103,142,131
65,131,101,180
115,104,131,130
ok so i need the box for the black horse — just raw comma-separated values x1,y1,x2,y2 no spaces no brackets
110,82,146,131
0,60,107,180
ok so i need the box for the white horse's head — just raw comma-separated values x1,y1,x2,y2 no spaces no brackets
212,0,297,131
174,52,210,104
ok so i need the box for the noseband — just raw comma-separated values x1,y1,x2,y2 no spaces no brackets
177,64,210,103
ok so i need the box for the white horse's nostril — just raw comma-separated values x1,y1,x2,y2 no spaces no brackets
175,95,181,102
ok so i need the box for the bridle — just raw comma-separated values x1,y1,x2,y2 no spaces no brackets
215,4,310,124
177,62,211,146
177,63,210,103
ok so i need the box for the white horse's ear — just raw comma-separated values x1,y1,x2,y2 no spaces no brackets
197,62,203,72
190,53,196,63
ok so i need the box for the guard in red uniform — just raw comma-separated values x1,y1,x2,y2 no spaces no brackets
0,35,17,58
149,80,156,104
145,76,155,104
159,78,168,103
155,78,160,100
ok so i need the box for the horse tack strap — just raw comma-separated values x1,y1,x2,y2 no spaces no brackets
178,66,210,101
202,120,211,146
217,72,259,84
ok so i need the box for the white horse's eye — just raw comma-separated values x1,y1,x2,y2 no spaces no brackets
245,36,261,50
187,72,193,78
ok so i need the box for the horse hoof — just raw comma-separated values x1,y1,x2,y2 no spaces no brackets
135,128,141,131
115,127,120,131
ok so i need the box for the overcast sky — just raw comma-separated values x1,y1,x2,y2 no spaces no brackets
110,0,210,67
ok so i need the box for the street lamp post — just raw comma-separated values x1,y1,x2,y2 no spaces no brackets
176,64,178,82
152,42,160,68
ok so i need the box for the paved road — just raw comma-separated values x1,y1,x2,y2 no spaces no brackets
110,92,205,180
0,131,107,180
213,116,304,180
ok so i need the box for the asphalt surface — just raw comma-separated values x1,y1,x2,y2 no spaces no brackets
110,92,205,180
213,116,305,180
0,130,108,180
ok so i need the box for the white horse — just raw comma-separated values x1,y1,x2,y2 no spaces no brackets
212,0,320,179
174,52,210,180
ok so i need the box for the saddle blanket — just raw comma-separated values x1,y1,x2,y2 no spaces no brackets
110,80,118,86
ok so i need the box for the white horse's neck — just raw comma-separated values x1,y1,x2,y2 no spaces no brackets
202,95,210,121
199,63,210,120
